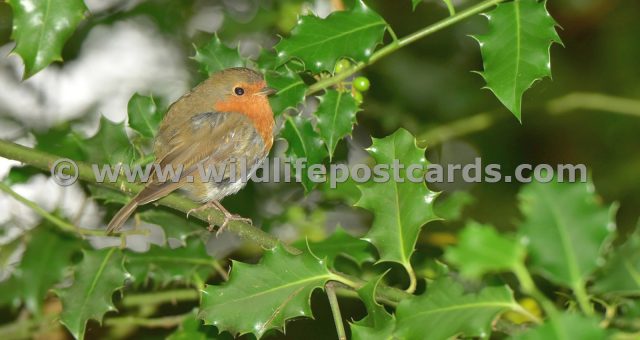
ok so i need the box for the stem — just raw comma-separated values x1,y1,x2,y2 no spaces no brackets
418,110,502,147
326,282,347,340
121,289,200,308
572,281,594,316
104,314,189,328
513,263,559,319
547,92,640,117
306,0,506,95
404,263,418,294
0,181,146,237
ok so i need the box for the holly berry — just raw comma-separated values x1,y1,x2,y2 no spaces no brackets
334,59,351,74
353,76,370,92
352,90,363,104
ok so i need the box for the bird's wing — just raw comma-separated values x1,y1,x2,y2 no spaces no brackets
134,111,267,205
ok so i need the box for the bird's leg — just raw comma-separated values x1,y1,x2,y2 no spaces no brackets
186,201,218,231
210,200,253,236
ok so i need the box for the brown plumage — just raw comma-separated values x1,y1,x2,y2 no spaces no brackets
107,67,275,234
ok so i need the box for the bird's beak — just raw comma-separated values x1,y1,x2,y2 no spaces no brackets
256,86,277,96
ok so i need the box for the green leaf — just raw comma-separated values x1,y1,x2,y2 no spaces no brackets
125,239,215,287
395,278,517,340
411,0,422,11
265,68,307,116
199,244,333,337
138,210,203,245
315,89,359,159
15,227,79,314
127,94,163,139
88,185,130,205
7,0,87,78
514,313,606,340
296,227,376,267
434,191,475,221
275,0,387,73
82,116,136,165
34,124,85,160
168,310,223,340
56,248,128,339
445,221,525,279
355,128,438,270
193,35,245,76
592,226,640,297
350,274,395,340
475,0,561,121
518,179,617,289
280,115,327,192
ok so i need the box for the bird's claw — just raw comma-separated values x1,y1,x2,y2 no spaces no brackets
215,214,253,237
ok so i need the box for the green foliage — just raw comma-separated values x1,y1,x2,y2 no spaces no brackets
350,274,395,340
514,313,606,340
592,226,640,297
275,0,387,73
395,277,517,339
192,35,245,76
199,245,333,337
475,0,561,121
356,129,438,271
55,248,128,339
315,89,359,159
518,178,616,289
0,227,78,314
125,239,215,287
82,116,136,165
445,221,525,279
127,94,164,139
280,115,327,192
7,0,87,78
265,68,308,116
138,210,204,244
297,227,376,267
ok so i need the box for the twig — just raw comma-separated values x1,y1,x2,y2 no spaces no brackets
0,181,145,237
306,0,506,96
326,282,347,340
104,313,189,328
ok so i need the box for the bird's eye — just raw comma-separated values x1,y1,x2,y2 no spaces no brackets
234,87,245,96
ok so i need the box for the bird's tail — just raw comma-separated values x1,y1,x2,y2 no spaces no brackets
106,200,139,234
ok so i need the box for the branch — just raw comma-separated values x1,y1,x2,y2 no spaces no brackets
306,0,506,95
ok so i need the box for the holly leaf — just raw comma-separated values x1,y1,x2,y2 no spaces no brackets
199,244,333,338
518,178,617,290
350,274,395,340
7,0,87,78
34,124,85,160
275,0,387,73
394,278,517,340
592,226,640,297
56,248,128,339
514,313,606,340
434,191,475,221
280,115,327,192
82,116,136,165
265,68,307,117
127,93,164,139
445,221,525,279
168,310,223,340
475,0,561,121
355,129,438,272
297,227,376,267
193,35,245,76
125,239,215,287
138,209,204,245
14,227,79,314
315,89,359,159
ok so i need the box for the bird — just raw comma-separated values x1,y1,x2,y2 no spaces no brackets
107,67,276,235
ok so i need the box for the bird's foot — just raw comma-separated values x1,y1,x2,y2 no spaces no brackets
216,213,253,237
186,201,217,219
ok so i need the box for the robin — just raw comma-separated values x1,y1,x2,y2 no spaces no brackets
107,67,276,235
